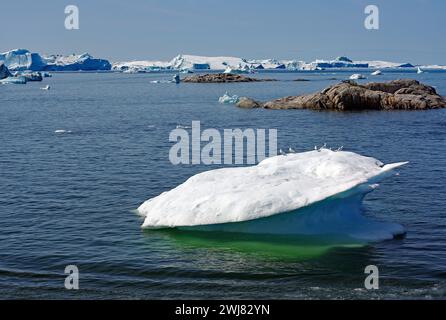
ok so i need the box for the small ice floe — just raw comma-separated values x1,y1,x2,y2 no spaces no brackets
349,74,366,80
0,76,27,85
176,125,191,129
223,65,248,74
150,74,181,84
40,85,50,90
288,147,296,153
371,70,382,76
218,92,239,104
54,129,72,134
417,67,424,74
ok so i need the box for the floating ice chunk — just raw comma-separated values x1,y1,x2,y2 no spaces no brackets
417,67,424,74
138,149,408,240
349,74,366,80
0,76,26,84
41,85,50,90
371,70,382,76
218,92,239,104
54,129,72,134
22,71,43,81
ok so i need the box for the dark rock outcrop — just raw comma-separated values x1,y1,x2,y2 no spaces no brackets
182,73,276,83
0,62,12,79
236,79,446,110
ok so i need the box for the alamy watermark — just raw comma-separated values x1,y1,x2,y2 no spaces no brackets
65,5,79,30
364,5,379,30
364,265,379,290
169,121,277,165
64,265,79,290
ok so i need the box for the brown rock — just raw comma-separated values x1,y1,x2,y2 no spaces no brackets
182,73,276,83
236,97,263,109
258,79,445,110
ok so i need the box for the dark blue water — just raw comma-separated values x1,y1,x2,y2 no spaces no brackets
1,71,445,299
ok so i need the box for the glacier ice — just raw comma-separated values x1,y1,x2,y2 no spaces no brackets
0,49,111,71
0,49,47,71
138,149,407,241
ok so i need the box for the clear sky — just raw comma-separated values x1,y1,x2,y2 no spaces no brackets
1,0,445,64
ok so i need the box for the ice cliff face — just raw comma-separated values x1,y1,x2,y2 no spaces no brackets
138,149,407,240
42,53,111,71
0,62,12,79
0,49,111,71
0,49,47,71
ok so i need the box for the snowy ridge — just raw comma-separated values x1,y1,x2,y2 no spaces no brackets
138,149,407,240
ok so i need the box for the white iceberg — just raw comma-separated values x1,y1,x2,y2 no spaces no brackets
218,92,239,104
349,73,367,80
371,70,382,76
138,149,407,241
0,49,111,71
417,67,424,74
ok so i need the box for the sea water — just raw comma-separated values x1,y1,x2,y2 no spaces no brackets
0,70,445,299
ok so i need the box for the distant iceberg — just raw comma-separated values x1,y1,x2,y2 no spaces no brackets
371,70,382,76
349,73,366,80
110,53,446,72
138,149,407,241
0,49,111,71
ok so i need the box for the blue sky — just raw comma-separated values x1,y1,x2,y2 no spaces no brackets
1,0,445,64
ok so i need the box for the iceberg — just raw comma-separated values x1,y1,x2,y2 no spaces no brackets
371,70,382,76
218,92,239,104
0,49,47,71
112,60,172,72
170,54,251,70
349,73,366,80
21,71,43,81
0,49,111,71
110,53,446,72
138,149,407,241
43,53,111,71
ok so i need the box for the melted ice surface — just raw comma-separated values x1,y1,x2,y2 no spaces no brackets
138,149,407,229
